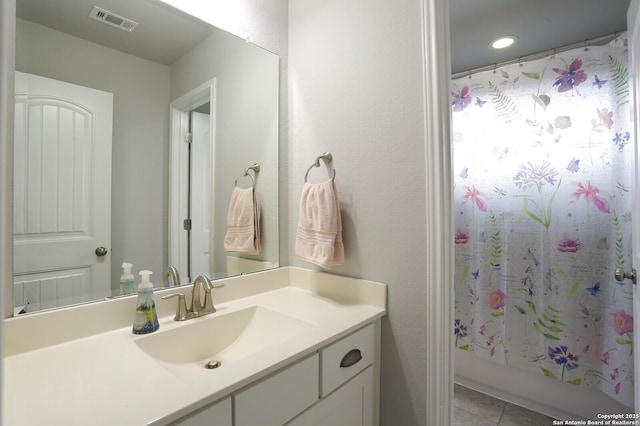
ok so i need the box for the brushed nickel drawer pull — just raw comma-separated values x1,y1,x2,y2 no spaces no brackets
340,349,362,368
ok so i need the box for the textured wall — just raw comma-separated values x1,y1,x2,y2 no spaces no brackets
289,1,428,424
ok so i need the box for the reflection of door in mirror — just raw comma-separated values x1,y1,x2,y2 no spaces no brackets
190,109,212,280
169,81,215,283
13,72,113,314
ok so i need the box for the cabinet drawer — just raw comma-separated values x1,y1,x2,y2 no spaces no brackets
320,323,374,397
234,353,319,426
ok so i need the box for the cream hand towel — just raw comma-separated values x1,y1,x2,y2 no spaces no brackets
224,187,261,254
295,180,344,268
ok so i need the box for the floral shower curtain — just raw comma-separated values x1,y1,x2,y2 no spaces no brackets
452,39,634,407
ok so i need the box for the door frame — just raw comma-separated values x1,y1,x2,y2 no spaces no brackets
627,0,640,411
421,0,454,424
168,79,216,283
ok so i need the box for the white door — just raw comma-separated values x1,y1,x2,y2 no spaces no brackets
629,0,640,411
13,72,113,312
190,111,212,278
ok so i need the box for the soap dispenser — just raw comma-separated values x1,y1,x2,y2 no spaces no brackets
120,262,135,295
132,270,160,335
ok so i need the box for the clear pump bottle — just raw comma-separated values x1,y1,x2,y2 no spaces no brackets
120,262,135,295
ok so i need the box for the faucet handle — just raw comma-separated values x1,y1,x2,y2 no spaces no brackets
202,281,224,314
161,293,189,321
202,288,216,314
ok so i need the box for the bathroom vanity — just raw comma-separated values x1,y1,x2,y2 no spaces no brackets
176,323,377,426
3,267,386,425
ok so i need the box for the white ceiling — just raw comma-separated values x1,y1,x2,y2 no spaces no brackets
450,0,631,74
17,0,214,65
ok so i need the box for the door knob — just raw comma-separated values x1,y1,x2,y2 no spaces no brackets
95,246,108,257
614,268,636,284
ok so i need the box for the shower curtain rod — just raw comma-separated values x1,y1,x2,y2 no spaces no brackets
451,31,626,80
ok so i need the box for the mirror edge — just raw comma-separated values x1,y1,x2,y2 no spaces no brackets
2,0,16,319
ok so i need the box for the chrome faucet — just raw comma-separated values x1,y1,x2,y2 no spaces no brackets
161,274,224,321
164,266,181,287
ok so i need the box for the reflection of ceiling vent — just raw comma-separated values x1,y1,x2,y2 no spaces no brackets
88,6,138,32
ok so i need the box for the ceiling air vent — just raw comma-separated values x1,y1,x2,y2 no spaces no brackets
88,6,138,32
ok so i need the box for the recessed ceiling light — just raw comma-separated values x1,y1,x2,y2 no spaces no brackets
491,36,517,49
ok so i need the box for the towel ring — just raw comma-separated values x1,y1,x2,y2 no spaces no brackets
304,152,336,182
235,163,260,187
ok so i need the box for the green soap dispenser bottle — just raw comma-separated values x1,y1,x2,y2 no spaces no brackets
132,270,160,335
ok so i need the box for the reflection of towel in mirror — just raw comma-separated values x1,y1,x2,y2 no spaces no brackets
295,180,343,269
224,187,261,254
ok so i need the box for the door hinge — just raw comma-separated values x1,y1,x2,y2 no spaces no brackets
183,219,192,231
185,132,193,144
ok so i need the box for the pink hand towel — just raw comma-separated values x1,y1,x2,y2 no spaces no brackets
296,180,344,268
224,187,261,254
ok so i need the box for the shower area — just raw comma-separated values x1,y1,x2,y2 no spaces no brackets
451,36,635,419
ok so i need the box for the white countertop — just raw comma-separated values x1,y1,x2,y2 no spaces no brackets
3,267,386,425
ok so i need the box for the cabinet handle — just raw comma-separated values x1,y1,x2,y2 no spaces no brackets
339,349,362,368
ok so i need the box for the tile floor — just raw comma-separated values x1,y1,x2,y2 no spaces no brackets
454,384,557,426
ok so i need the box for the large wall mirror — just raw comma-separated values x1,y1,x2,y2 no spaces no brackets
13,0,279,315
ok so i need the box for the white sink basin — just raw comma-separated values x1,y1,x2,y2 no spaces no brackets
134,305,315,379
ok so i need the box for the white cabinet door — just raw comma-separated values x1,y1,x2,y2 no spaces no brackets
234,354,319,426
288,366,374,426
171,397,232,426
14,72,113,312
